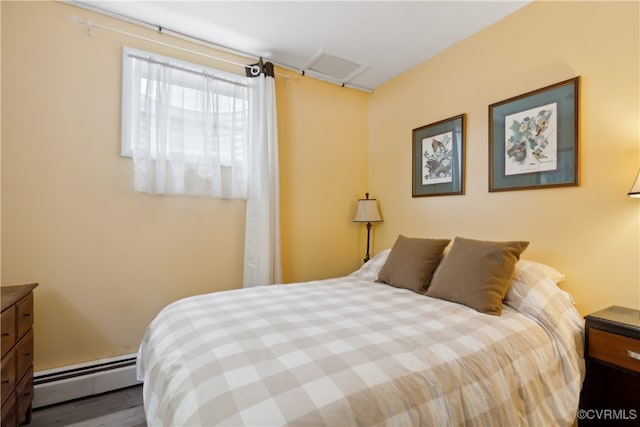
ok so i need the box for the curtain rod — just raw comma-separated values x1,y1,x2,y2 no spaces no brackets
63,0,258,64
62,0,372,93
127,53,249,87
71,15,269,77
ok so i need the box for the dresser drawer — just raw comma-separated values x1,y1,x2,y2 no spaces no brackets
1,348,16,406
1,306,16,358
16,293,33,339
1,284,37,427
16,366,33,424
589,327,640,373
16,330,33,381
1,390,16,427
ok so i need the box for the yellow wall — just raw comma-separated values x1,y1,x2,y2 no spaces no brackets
0,2,3,278
278,75,369,282
3,0,639,372
369,0,640,315
1,1,368,370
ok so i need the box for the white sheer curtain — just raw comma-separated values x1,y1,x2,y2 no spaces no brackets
123,49,281,287
243,62,282,287
123,47,249,198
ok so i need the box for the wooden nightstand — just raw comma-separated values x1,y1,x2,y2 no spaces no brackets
579,306,640,425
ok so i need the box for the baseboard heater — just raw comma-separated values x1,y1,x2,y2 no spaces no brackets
33,353,142,408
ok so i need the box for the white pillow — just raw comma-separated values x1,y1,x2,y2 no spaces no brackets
505,258,574,315
513,258,565,285
348,249,391,282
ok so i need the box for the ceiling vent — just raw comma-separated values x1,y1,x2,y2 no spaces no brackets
301,49,369,85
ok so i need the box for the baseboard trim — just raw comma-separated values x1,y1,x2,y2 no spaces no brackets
33,353,142,408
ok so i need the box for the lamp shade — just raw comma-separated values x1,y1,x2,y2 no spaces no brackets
353,194,382,223
629,169,640,198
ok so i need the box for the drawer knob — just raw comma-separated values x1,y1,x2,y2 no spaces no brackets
1,332,9,337
626,349,640,361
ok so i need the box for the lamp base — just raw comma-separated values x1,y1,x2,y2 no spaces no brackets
363,222,372,263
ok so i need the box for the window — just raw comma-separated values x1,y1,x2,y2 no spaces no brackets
121,47,249,198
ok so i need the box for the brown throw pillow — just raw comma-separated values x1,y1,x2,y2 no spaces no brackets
377,235,450,293
426,237,529,315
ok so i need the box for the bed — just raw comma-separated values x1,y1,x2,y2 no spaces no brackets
136,236,585,426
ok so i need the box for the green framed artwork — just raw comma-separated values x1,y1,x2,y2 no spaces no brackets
489,77,579,192
412,114,465,197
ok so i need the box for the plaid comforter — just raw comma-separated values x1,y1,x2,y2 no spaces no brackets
137,277,584,426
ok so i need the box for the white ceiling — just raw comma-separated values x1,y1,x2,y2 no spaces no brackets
73,1,531,91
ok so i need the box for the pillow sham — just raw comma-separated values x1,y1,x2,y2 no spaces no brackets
513,258,565,285
505,259,567,308
376,235,450,293
348,249,391,282
426,237,529,315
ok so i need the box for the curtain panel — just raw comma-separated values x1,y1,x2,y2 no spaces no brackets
243,61,282,287
122,48,281,287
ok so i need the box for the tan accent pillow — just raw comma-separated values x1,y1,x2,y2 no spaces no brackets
426,237,529,315
376,235,450,293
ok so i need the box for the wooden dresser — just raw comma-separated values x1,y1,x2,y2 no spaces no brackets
1,283,38,426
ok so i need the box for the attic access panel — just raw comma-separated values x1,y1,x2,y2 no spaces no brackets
301,49,369,84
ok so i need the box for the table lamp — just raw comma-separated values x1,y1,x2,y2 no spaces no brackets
353,193,383,262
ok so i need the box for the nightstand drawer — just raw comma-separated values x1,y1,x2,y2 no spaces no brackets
589,327,640,373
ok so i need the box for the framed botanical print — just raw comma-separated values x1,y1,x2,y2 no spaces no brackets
412,114,465,197
489,77,579,192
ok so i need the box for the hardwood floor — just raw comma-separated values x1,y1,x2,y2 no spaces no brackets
30,385,146,427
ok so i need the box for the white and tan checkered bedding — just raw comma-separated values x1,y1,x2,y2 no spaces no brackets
137,276,584,426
